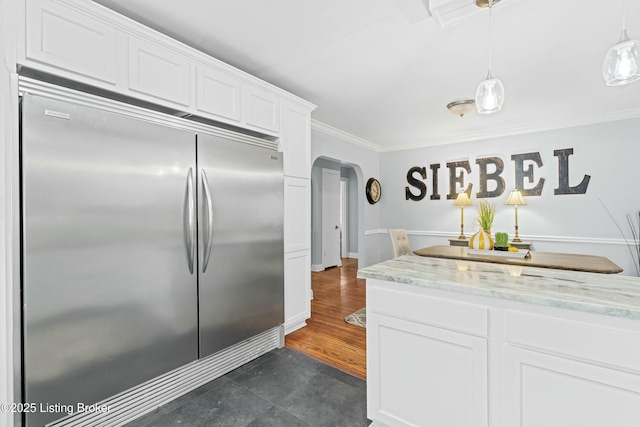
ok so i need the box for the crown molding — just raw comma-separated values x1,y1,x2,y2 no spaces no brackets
380,106,640,152
313,107,640,154
311,120,382,152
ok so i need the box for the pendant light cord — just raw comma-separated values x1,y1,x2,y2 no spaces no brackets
487,0,494,78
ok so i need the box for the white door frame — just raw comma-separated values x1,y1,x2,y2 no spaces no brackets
340,177,348,258
322,168,341,269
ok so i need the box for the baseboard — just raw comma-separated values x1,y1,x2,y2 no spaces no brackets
284,319,307,335
311,263,324,272
347,252,359,259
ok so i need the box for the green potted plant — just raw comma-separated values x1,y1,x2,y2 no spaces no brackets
494,232,509,251
469,200,495,250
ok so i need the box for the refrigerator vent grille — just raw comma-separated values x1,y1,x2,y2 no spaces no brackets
46,327,282,427
18,76,280,151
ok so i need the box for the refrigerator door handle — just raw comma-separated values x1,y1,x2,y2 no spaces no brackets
201,169,214,273
186,167,196,274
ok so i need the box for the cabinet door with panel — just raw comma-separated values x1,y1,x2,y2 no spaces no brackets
245,85,280,134
367,313,488,427
367,282,489,427
196,65,243,122
128,39,191,107
284,250,311,334
24,0,120,86
504,346,640,427
281,102,311,179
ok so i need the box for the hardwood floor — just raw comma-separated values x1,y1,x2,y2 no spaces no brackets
285,258,367,380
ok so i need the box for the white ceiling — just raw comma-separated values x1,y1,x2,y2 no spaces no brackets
92,0,640,151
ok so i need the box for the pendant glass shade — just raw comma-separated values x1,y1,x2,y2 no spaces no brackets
603,29,640,86
475,74,505,114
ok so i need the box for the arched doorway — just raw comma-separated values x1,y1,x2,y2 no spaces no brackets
310,157,361,271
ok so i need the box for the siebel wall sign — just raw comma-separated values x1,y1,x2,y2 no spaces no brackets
405,148,591,201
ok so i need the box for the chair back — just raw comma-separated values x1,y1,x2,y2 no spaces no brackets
388,228,412,258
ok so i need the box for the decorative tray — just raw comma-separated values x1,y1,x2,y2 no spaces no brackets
467,248,531,259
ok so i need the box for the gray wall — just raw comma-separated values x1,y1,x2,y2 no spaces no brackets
379,118,640,275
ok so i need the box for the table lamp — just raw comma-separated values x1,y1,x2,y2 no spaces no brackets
453,192,473,239
504,189,526,242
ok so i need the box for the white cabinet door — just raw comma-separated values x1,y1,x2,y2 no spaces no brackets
245,85,280,133
284,250,311,334
368,312,488,427
128,39,191,107
284,177,310,253
281,102,311,179
504,346,640,427
25,0,120,85
196,65,243,122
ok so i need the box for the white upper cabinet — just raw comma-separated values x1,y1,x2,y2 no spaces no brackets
20,0,314,138
282,102,311,178
196,66,242,122
245,86,280,134
24,0,120,86
128,39,191,107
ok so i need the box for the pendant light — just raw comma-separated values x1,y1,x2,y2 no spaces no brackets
603,0,640,86
475,0,504,114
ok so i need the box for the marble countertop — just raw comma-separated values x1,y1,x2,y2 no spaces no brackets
357,256,640,320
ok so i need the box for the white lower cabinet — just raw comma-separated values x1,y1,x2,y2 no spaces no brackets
504,346,640,427
368,313,488,427
367,280,488,427
367,279,640,427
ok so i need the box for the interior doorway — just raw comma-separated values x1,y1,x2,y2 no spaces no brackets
310,158,360,271
340,177,348,258
322,168,341,269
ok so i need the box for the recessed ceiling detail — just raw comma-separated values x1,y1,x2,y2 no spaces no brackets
395,0,515,28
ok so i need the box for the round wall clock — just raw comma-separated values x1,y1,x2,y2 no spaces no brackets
366,178,381,204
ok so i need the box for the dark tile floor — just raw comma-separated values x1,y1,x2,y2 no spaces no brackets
125,347,371,427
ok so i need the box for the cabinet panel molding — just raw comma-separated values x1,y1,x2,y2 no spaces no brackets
196,66,242,122
128,39,191,107
368,313,488,427
504,346,640,427
505,311,640,372
369,284,488,337
282,103,310,178
284,250,311,334
245,86,280,133
25,0,119,85
284,177,310,253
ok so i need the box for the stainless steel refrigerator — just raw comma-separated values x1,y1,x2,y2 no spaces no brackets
21,93,284,426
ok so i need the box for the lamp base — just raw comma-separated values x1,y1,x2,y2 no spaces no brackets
458,234,468,240
512,238,522,243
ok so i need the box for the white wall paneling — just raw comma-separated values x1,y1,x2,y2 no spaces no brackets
128,38,191,107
